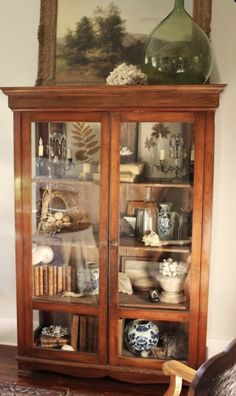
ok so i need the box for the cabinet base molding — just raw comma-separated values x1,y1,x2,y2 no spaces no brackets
17,356,168,384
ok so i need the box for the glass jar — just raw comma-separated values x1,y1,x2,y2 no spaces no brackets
141,0,213,84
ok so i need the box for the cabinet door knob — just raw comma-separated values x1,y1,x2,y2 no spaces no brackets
100,240,108,247
110,240,118,247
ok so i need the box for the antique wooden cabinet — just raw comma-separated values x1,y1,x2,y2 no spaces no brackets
2,85,224,382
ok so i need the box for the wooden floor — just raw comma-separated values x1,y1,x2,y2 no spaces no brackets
0,345,188,395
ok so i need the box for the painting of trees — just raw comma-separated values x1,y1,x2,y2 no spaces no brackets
56,1,146,84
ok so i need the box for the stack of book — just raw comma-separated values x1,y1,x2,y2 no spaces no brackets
33,264,75,296
120,162,145,182
41,335,70,348
71,315,98,353
40,325,70,349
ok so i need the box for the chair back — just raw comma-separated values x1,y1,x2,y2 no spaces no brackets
192,338,236,395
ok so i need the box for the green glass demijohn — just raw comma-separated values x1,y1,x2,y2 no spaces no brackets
141,0,213,84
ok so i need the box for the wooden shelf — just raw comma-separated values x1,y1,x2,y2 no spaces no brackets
119,237,191,255
32,295,98,315
32,177,100,186
32,229,99,246
120,180,193,189
119,293,188,311
121,349,187,363
117,307,189,322
34,178,191,188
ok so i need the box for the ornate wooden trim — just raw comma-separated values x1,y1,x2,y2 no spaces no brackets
36,0,212,86
36,0,57,86
193,0,212,37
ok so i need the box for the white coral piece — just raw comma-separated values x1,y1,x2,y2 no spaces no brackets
142,231,162,247
106,63,148,86
120,146,133,156
159,258,188,278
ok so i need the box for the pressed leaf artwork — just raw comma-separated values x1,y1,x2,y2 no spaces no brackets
72,122,100,162
144,123,171,151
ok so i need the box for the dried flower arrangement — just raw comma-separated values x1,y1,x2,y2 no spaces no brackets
159,258,188,278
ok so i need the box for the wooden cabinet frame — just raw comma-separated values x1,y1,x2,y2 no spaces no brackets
2,85,225,382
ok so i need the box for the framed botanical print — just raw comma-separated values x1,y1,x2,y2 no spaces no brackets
37,0,212,86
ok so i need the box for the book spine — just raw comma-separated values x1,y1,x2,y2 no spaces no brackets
62,264,67,291
33,266,40,296
43,265,48,295
48,265,53,296
66,266,72,292
79,315,87,352
57,266,63,293
53,266,57,295
117,319,124,355
71,266,76,292
39,265,43,295
93,317,98,353
71,314,80,351
87,316,94,353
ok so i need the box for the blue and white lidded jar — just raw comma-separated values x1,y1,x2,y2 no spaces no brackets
124,319,159,354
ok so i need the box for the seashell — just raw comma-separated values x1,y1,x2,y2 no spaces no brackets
63,215,70,223
54,211,63,220
141,350,150,358
63,222,71,227
48,216,56,223
61,344,74,351
118,272,133,295
32,245,54,265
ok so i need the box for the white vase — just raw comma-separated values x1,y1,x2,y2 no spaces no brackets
159,276,186,303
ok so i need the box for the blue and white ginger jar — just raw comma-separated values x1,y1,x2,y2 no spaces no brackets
124,319,159,354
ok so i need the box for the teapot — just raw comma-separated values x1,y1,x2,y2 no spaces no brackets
157,202,180,241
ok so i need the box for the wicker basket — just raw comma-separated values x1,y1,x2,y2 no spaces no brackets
38,188,90,235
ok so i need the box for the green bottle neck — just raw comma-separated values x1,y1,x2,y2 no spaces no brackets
174,0,185,12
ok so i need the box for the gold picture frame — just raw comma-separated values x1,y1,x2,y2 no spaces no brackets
37,0,212,86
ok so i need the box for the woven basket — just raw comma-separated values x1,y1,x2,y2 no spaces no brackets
38,188,90,235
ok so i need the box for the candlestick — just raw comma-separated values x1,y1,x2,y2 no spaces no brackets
66,147,72,159
190,147,195,161
38,137,44,157
160,149,165,160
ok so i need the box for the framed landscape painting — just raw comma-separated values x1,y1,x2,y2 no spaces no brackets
37,0,212,86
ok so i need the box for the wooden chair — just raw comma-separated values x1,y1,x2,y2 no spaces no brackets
162,338,236,395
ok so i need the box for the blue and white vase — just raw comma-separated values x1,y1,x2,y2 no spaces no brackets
157,202,180,240
77,262,99,295
88,262,99,295
124,319,159,354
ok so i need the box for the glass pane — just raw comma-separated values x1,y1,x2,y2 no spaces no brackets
118,318,188,361
118,120,193,360
33,310,98,353
120,122,194,183
31,121,101,305
34,122,100,180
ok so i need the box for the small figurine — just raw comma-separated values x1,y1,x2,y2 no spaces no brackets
149,288,160,302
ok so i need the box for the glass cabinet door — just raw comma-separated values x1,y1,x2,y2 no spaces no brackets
28,114,109,362
110,113,201,369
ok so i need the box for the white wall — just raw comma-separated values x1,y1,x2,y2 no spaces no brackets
0,0,235,355
0,0,40,344
207,0,236,356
